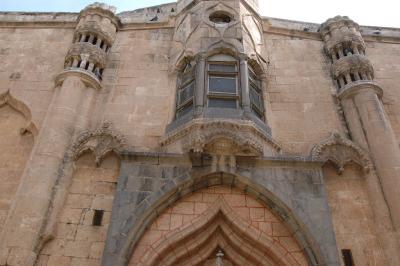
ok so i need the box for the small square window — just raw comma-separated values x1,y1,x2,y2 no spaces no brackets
341,249,355,266
92,210,104,226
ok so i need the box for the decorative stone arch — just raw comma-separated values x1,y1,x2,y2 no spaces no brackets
205,40,243,59
161,119,281,157
69,123,126,165
311,131,372,174
117,172,324,266
0,90,38,138
139,196,298,266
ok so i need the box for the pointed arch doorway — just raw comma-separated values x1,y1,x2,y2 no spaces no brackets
129,185,308,266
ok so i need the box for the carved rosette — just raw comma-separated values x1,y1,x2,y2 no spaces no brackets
311,132,372,174
70,123,126,165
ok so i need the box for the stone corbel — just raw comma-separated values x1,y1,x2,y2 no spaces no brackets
311,131,372,174
70,122,126,166
161,119,282,161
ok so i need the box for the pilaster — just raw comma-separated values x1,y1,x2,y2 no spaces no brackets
321,15,400,265
0,3,119,265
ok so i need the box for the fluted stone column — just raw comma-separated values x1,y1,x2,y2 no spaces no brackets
0,3,119,265
321,16,400,265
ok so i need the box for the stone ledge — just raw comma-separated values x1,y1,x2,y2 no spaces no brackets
337,80,383,100
55,68,102,90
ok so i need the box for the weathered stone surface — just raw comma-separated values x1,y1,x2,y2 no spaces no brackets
0,0,400,266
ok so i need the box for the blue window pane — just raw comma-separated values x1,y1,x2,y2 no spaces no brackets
176,104,193,118
208,98,237,109
209,64,236,72
209,77,236,94
178,82,194,106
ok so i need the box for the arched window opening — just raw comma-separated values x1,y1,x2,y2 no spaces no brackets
176,61,195,118
207,54,238,109
248,64,264,119
209,11,233,24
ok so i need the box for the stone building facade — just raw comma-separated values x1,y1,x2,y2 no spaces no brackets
0,0,400,265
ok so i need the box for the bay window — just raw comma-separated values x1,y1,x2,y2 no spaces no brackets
207,55,239,109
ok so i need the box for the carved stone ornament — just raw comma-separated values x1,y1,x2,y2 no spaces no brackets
160,119,281,156
332,54,374,79
311,131,372,174
66,42,107,68
0,90,38,137
320,16,366,55
70,122,125,165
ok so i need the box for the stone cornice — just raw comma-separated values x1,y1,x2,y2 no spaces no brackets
1,11,400,44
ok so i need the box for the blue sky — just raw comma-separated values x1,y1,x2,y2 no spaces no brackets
1,0,399,28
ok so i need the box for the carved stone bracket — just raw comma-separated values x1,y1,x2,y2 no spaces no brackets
0,90,38,137
161,118,281,157
311,131,372,174
70,123,126,165
66,42,107,68
332,54,374,79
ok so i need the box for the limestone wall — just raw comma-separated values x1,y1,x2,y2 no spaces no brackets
367,41,400,142
0,105,34,232
0,4,400,266
324,164,388,265
263,34,344,154
102,28,175,151
0,27,74,129
37,153,120,266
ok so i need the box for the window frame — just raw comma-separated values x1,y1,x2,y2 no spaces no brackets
206,60,240,109
175,64,195,118
248,65,264,119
